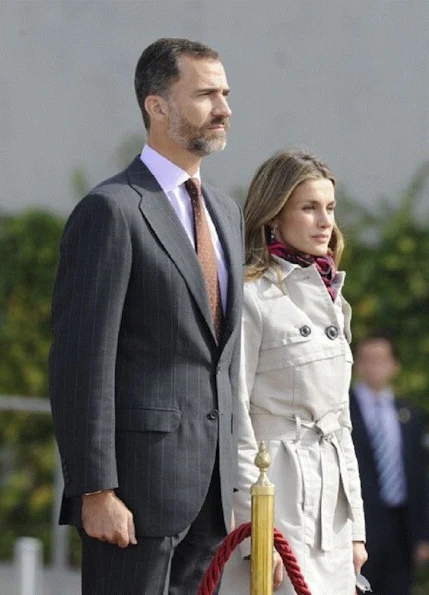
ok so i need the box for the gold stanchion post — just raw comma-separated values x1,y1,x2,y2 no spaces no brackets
250,441,275,595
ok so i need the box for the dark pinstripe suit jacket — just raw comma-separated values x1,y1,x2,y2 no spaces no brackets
49,157,244,537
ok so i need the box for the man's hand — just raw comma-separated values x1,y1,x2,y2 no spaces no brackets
352,541,368,574
82,490,137,548
273,551,284,590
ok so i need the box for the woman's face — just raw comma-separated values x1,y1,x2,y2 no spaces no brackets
273,178,335,256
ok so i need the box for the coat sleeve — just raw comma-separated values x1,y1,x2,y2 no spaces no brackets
232,284,263,557
339,295,366,541
339,390,367,542
49,193,132,497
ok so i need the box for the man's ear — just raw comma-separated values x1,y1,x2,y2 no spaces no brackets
144,95,168,123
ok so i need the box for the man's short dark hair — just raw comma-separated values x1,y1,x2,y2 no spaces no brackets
135,37,219,130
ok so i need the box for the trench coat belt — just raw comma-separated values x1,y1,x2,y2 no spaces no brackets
250,411,354,552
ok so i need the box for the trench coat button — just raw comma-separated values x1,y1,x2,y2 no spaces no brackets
299,325,311,337
207,409,219,421
325,325,338,340
216,364,222,374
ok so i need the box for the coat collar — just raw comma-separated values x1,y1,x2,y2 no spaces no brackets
263,254,346,290
262,254,351,341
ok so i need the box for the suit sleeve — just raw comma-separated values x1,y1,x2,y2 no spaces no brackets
49,193,132,497
409,408,429,543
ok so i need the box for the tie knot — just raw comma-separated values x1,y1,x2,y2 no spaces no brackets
185,177,202,200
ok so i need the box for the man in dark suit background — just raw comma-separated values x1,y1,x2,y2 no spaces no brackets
350,334,429,595
49,37,244,594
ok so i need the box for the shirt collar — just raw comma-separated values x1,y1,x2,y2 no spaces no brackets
355,381,395,407
140,145,201,194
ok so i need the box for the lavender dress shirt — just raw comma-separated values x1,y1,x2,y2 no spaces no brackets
140,145,228,312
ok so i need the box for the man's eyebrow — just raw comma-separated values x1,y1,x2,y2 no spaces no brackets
195,86,230,95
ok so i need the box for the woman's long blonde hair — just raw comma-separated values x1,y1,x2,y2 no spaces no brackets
244,150,344,281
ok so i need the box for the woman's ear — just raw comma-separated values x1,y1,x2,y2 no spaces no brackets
268,221,277,242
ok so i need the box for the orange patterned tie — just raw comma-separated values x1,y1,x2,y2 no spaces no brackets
185,178,224,342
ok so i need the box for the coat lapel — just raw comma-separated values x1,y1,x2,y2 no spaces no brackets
127,158,214,338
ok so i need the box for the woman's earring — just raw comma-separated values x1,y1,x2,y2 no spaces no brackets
270,227,276,242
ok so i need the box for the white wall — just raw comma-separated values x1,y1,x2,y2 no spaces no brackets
1,0,428,214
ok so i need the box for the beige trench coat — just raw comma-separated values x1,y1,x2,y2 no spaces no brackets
220,257,365,595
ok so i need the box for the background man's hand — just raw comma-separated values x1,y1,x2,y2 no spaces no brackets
82,490,137,548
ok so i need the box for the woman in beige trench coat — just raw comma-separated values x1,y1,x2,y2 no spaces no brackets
220,151,367,595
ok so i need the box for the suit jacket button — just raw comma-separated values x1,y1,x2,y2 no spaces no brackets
299,325,311,337
207,409,219,421
325,325,338,340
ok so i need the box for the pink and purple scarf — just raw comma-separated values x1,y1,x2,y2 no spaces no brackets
268,240,337,301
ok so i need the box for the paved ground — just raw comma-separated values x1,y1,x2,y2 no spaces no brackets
0,562,80,594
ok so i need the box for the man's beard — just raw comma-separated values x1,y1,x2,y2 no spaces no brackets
166,107,229,156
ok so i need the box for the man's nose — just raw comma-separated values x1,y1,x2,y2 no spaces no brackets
213,96,232,118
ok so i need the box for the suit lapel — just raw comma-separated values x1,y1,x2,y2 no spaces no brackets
350,390,378,470
396,401,413,475
127,158,214,337
350,391,368,445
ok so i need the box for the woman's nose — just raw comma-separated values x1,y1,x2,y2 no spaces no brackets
318,209,332,227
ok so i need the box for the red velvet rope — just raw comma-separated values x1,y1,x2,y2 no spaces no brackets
197,522,312,595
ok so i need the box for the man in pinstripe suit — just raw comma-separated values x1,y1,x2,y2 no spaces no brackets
49,38,244,594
